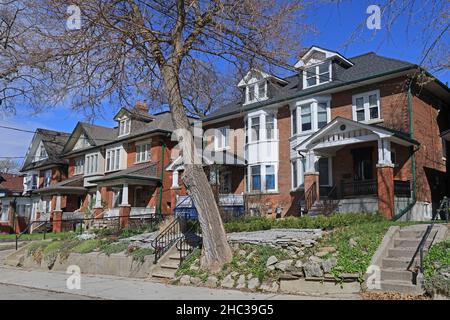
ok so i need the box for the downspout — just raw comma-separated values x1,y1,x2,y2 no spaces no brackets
157,142,165,219
393,84,417,220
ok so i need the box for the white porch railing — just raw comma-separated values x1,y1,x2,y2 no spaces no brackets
131,207,156,217
104,208,120,218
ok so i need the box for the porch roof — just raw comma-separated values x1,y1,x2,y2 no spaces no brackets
89,162,160,187
33,176,87,195
294,117,419,153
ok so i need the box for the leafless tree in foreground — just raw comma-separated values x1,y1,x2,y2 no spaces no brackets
2,0,304,271
0,159,20,173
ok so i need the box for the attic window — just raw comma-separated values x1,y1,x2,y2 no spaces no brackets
245,80,267,104
119,118,131,136
303,61,331,88
39,145,47,160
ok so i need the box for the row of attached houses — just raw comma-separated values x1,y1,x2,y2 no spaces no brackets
1,46,449,233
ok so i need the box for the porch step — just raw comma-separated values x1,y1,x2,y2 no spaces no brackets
151,267,177,279
387,247,425,259
160,259,181,270
378,280,423,295
393,238,432,248
382,257,418,269
380,269,416,282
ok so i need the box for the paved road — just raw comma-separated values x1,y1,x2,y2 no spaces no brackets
0,283,95,300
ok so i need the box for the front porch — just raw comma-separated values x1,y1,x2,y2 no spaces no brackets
295,117,418,218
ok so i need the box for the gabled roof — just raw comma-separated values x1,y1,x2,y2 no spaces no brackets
294,46,354,69
294,117,419,152
62,122,116,155
20,128,71,172
237,69,288,87
113,107,155,122
203,52,418,122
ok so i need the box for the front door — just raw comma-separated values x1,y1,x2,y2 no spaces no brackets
352,147,374,181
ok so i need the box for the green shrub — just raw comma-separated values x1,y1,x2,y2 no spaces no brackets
71,239,101,254
224,213,384,233
423,240,450,296
100,241,129,256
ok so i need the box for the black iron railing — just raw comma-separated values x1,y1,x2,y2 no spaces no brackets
394,180,411,197
341,179,377,197
152,216,182,264
176,220,202,264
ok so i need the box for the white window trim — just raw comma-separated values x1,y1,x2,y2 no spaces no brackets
302,61,332,89
352,89,382,124
105,147,122,172
291,97,331,138
135,142,151,164
118,118,131,137
247,162,278,193
214,126,230,151
244,80,268,105
291,158,305,191
85,152,100,175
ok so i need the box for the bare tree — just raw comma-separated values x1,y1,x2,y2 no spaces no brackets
0,159,20,173
4,0,304,271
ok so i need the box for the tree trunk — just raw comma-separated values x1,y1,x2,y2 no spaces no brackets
161,64,232,272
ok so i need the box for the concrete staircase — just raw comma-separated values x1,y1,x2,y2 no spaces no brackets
149,245,183,280
367,224,448,295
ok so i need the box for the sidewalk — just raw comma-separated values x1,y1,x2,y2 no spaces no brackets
0,264,360,300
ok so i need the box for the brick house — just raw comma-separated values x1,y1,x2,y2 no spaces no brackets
0,173,27,233
25,102,195,231
200,46,450,220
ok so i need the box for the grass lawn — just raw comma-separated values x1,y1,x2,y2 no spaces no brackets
0,232,73,241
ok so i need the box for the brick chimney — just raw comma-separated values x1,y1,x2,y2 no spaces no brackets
134,101,149,114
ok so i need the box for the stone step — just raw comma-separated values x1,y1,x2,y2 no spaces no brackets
160,259,180,270
151,267,177,279
380,268,416,282
378,280,423,295
393,238,432,248
382,257,418,269
387,247,424,259
169,253,182,261
398,229,437,239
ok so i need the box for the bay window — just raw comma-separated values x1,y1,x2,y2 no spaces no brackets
248,164,278,193
250,117,260,141
266,114,275,140
250,165,261,192
265,165,275,191
215,127,229,150
352,90,381,123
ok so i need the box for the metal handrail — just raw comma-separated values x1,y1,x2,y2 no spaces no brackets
407,198,448,273
176,220,202,264
151,216,182,264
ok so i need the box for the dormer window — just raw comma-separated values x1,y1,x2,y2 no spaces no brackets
304,61,331,88
119,118,131,136
245,80,267,104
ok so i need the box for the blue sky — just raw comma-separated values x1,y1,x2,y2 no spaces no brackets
1,0,448,161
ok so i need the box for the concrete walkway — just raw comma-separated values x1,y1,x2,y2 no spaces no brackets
0,264,360,300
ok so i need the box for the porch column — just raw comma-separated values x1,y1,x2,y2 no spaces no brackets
52,194,63,233
377,138,395,219
119,183,131,228
304,151,320,205
94,187,104,218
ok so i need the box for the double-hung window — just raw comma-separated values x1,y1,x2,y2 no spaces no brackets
44,170,52,187
106,148,121,172
85,153,99,174
300,103,312,132
304,62,331,88
246,81,267,104
119,118,131,136
352,90,381,122
250,117,260,142
266,114,275,140
265,165,275,191
250,165,261,191
215,127,229,150
135,143,150,163
317,102,328,129
74,158,84,175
